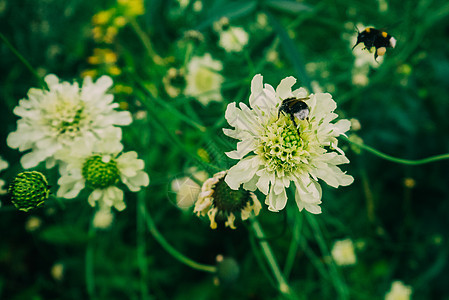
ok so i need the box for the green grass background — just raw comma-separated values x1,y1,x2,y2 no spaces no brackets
1,0,449,299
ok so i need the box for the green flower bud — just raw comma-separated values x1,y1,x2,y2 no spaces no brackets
9,171,50,212
216,255,240,285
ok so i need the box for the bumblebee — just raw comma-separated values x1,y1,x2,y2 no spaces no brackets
352,27,396,60
278,97,310,134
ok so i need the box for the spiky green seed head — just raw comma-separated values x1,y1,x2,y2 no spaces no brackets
8,171,50,212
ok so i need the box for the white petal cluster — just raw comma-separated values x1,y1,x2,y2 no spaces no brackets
0,156,8,195
223,74,353,214
385,281,412,300
184,54,224,105
331,238,357,266
7,74,132,169
218,26,249,53
171,169,208,210
56,131,149,211
93,206,114,229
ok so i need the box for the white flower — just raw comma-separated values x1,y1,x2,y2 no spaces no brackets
93,206,114,229
223,74,353,214
7,74,132,169
352,66,370,86
25,216,43,232
194,171,261,229
385,281,412,300
184,54,224,105
213,17,229,32
171,169,208,210
0,156,8,195
51,263,64,281
218,26,249,53
56,134,149,211
331,238,357,266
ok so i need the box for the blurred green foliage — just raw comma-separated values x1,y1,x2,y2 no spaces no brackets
1,0,449,299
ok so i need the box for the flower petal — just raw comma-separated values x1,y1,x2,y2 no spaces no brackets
276,76,297,100
225,156,259,190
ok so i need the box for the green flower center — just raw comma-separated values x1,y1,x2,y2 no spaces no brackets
58,106,85,135
8,171,50,212
82,155,120,189
256,116,311,175
194,67,215,92
44,95,88,138
212,177,251,213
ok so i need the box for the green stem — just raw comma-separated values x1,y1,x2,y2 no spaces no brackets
0,32,45,87
283,211,303,278
342,135,449,165
144,100,221,173
128,19,164,65
85,221,96,300
139,198,216,273
305,214,349,299
137,194,150,299
134,82,207,132
250,217,296,299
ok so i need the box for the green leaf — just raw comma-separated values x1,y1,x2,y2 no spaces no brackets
196,1,257,30
39,225,90,245
264,0,312,14
266,11,312,90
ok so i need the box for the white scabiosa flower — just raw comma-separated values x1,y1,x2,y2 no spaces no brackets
93,206,114,229
184,54,224,105
331,238,357,266
223,74,353,214
56,134,149,211
7,74,132,169
218,26,249,53
194,171,262,229
385,281,412,300
171,169,208,210
0,156,8,195
51,263,65,281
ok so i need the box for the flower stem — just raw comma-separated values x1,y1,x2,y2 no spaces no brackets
85,221,96,300
0,32,46,88
128,19,164,65
283,211,303,278
305,214,349,299
139,193,217,273
342,136,449,165
250,216,297,299
137,194,151,299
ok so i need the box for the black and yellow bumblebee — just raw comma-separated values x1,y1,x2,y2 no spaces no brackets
278,97,310,134
352,27,397,60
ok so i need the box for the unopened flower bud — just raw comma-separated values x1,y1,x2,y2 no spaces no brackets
9,171,50,212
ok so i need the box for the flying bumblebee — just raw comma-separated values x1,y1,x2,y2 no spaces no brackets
352,27,396,60
278,97,310,134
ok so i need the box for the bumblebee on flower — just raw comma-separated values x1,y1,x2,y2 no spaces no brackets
223,75,354,214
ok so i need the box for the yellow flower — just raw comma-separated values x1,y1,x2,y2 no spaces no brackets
92,10,114,25
118,0,145,17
